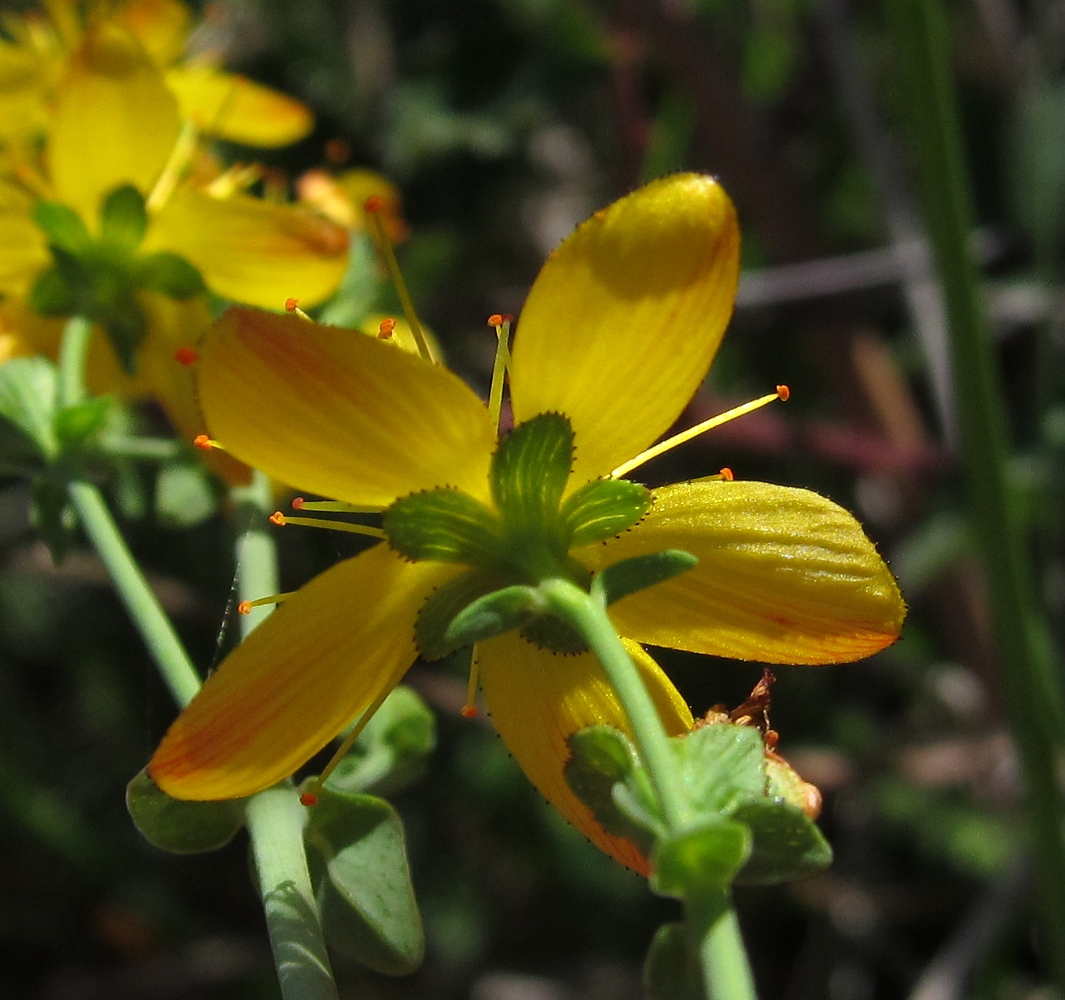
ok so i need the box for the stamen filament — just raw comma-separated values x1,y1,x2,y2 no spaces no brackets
364,197,435,363
487,314,513,431
462,655,482,718
300,684,396,804
237,592,295,615
292,497,385,515
146,120,199,213
193,434,223,451
610,387,789,480
270,511,385,539
284,298,313,321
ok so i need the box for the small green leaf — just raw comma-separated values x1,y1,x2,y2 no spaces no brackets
591,549,697,606
100,184,149,250
732,799,832,885
155,460,217,527
33,200,90,253
445,584,545,647
562,476,651,546
651,820,752,899
490,412,573,529
415,569,505,660
0,356,58,459
135,251,206,299
305,787,424,976
644,923,703,1000
54,397,112,452
384,487,504,565
325,685,436,797
126,768,244,854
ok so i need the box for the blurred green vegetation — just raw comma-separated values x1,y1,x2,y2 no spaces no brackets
2,0,1064,997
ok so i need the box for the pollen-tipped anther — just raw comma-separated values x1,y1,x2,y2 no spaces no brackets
269,511,286,526
776,384,790,401
378,317,396,339
193,434,219,451
174,347,198,366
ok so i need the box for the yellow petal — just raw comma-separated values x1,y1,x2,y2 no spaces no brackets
49,22,180,222
166,63,314,147
147,187,348,308
509,174,740,486
583,480,905,664
0,189,49,295
477,632,693,874
149,545,454,799
115,0,191,66
199,307,497,506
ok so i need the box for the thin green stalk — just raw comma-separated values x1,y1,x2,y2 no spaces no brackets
886,1,1065,987
231,471,339,1000
537,577,757,1000
57,315,92,407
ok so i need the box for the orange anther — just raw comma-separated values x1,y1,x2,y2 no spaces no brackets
174,346,197,366
461,705,478,719
285,297,299,313
193,434,213,450
324,138,351,164
776,384,790,401
299,791,319,807
364,194,383,213
237,600,251,615
487,313,504,327
378,317,396,339
720,467,734,481
269,511,286,526
292,497,305,509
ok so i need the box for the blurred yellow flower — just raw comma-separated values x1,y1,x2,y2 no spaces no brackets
148,175,905,871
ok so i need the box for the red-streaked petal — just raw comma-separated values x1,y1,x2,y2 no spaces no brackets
477,632,693,874
149,545,456,799
509,174,739,486
582,479,905,664
198,307,497,507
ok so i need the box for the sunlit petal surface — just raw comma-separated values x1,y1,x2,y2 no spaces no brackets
509,174,740,486
149,545,455,799
199,308,498,506
0,192,49,295
583,480,905,663
49,22,180,223
147,188,349,308
477,631,694,874
166,64,313,146
115,0,191,66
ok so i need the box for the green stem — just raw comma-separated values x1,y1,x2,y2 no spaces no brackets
537,577,757,1000
232,472,339,1000
57,315,92,407
886,1,1065,987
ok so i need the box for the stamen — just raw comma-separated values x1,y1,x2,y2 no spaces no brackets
300,684,397,804
487,313,513,431
378,317,396,339
292,497,384,514
284,298,313,321
237,593,294,615
610,386,790,480
271,511,386,539
193,434,222,451
364,196,434,363
325,137,351,164
206,162,264,199
146,121,199,213
174,347,198,366
461,655,482,718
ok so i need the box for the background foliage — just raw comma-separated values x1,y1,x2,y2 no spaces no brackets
2,0,1061,997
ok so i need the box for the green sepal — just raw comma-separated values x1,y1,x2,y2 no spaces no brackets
323,685,436,798
101,294,147,374
672,723,766,816
519,612,588,655
591,549,698,606
100,184,148,251
155,459,218,527
732,799,832,885
644,923,702,1000
384,487,503,565
303,786,424,976
29,265,78,317
55,396,113,453
651,820,752,899
445,584,546,648
33,200,91,254
134,251,206,299
415,569,505,660
561,476,651,546
0,356,59,462
125,768,245,854
564,725,657,852
490,412,573,531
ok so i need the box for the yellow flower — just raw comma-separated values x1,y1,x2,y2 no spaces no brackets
0,19,347,474
0,0,312,148
148,174,905,872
